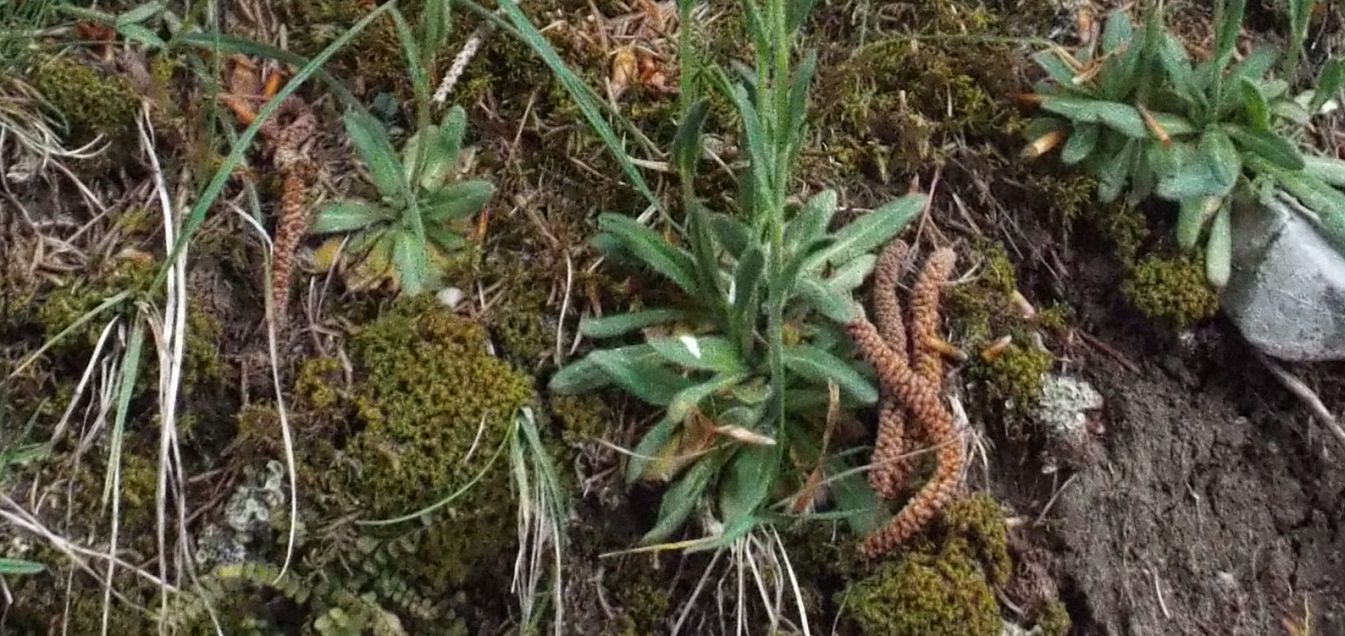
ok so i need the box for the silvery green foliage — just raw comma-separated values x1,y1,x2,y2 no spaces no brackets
1028,0,1345,286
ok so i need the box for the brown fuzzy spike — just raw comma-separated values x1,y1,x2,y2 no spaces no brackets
260,99,317,327
911,247,956,385
848,241,964,559
847,318,965,558
873,240,910,355
867,240,913,500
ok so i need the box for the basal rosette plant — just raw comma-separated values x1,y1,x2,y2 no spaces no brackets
1025,0,1345,286
550,0,916,546
310,105,494,295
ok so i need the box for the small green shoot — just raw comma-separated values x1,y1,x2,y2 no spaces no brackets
310,106,494,295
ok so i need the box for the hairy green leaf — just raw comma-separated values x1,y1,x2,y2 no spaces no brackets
549,344,658,393
390,228,429,294
1040,96,1147,138
784,190,838,255
668,374,748,425
1225,124,1305,170
597,214,700,295
625,416,676,483
580,309,691,338
719,445,777,529
672,98,711,185
590,348,694,406
804,194,925,272
1032,48,1079,86
1199,131,1240,195
782,345,878,405
1310,58,1345,114
1239,77,1272,130
1101,10,1133,55
649,335,747,374
826,253,877,292
1176,196,1217,250
641,452,723,545
1061,123,1100,165
422,180,495,222
343,111,406,201
310,201,395,234
1304,154,1345,188
795,277,857,323
0,558,45,576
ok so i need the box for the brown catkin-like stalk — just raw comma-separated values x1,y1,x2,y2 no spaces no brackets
911,247,956,386
867,241,913,500
846,319,965,558
873,240,910,354
263,103,317,326
848,242,964,559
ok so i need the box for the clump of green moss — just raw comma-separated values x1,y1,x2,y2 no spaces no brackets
344,300,533,583
1034,599,1073,636
841,492,1015,636
941,493,1011,587
31,56,140,142
611,573,671,636
1097,202,1151,267
947,241,1017,345
289,0,408,98
1122,255,1219,329
819,35,1015,176
491,298,551,366
1036,302,1073,335
36,257,153,353
550,394,611,446
947,242,1055,416
1021,171,1100,225
183,306,224,391
980,342,1053,411
296,356,343,411
843,538,1001,636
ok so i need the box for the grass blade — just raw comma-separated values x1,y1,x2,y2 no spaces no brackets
157,0,399,290
494,0,661,213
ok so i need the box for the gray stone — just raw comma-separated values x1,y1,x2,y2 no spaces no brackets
1222,195,1345,361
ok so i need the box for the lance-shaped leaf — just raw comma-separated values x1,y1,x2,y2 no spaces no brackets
649,335,747,374
550,344,658,393
671,98,711,183
784,189,838,255
782,345,878,405
590,347,694,406
1040,96,1148,138
310,201,396,234
343,111,406,201
422,180,494,222
1061,123,1100,165
1225,124,1304,171
718,444,777,530
803,193,925,272
667,373,748,424
597,213,700,295
640,452,724,545
580,309,691,339
1310,58,1345,114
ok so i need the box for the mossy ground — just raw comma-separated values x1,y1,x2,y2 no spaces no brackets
840,494,1011,636
2,0,1282,632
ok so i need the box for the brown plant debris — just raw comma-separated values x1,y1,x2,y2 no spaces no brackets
222,56,318,326
847,241,965,559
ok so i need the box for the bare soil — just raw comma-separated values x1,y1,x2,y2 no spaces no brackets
995,250,1345,635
